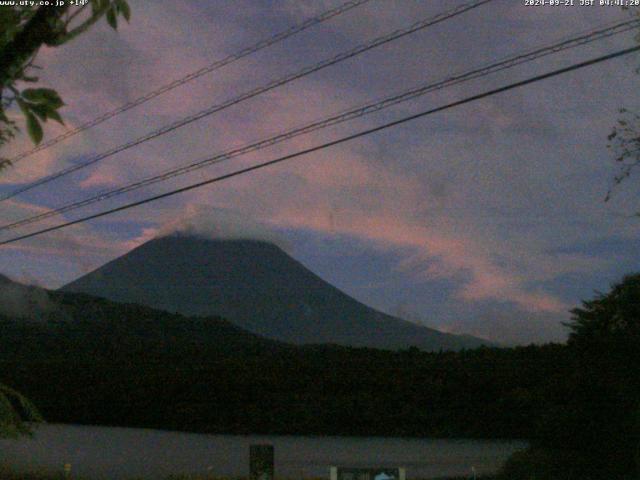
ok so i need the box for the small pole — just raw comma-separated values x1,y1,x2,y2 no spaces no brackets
250,444,274,480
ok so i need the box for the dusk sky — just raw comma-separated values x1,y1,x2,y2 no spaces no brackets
1,0,639,345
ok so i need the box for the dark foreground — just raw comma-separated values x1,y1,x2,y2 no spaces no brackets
2,273,640,479
0,290,564,439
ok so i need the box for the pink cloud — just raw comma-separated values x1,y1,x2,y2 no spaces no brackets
0,199,138,287
257,181,569,313
0,0,630,319
78,167,121,189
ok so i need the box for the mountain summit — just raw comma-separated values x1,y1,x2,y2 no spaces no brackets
62,234,488,350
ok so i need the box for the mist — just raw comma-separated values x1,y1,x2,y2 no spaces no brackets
155,206,291,252
0,274,55,320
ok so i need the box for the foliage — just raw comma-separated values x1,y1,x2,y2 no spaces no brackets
605,8,640,205
1,275,638,478
0,0,130,435
0,383,43,438
566,272,640,344
606,108,640,203
498,447,591,480
0,0,130,168
0,464,72,480
499,273,640,480
0,289,567,440
166,476,243,480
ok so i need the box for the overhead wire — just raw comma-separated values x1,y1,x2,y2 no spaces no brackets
1,17,638,232
1,43,638,246
7,0,374,164
0,0,493,202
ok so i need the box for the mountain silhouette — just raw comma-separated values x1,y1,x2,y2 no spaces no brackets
62,234,489,350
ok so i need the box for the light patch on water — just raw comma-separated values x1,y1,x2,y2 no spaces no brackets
0,424,527,479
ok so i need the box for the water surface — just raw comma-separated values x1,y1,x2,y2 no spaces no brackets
0,424,526,479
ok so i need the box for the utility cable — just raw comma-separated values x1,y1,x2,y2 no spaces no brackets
7,0,374,164
1,43,637,246
0,0,493,202
1,17,637,232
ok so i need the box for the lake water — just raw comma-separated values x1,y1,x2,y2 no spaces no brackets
0,424,526,479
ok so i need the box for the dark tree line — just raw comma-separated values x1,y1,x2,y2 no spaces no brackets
500,273,640,480
0,290,565,440
0,274,638,479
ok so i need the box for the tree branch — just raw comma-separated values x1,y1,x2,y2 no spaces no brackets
0,6,69,89
50,6,110,46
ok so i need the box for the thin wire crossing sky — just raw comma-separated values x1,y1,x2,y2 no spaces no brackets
0,0,638,344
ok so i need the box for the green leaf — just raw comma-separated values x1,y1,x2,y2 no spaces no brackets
15,98,29,115
106,7,118,29
46,109,64,125
21,89,42,102
91,0,107,15
0,384,42,438
25,112,43,145
20,75,39,83
116,0,131,21
29,104,49,122
21,88,64,109
28,103,64,125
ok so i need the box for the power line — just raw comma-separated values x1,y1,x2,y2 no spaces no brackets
1,17,638,233
0,0,493,202
7,0,373,164
1,44,637,247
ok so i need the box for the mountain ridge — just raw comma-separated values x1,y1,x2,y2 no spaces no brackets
0,281,558,439
62,234,491,351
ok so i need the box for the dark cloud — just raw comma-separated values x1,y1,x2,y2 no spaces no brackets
0,1,638,343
